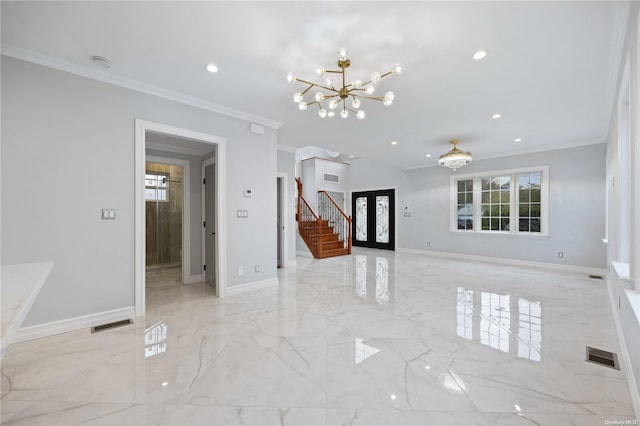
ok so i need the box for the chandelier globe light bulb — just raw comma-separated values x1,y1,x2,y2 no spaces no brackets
298,102,307,111
293,92,303,103
287,72,296,83
352,97,361,109
340,109,349,118
356,110,366,119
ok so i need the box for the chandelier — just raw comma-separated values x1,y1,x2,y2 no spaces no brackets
286,48,402,119
438,139,472,171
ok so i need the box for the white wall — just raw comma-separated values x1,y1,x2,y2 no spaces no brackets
348,145,606,269
1,56,278,326
604,2,640,415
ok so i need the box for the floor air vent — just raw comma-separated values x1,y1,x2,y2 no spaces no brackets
589,274,604,280
586,346,619,370
91,319,133,333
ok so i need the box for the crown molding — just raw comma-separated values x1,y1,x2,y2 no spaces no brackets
277,144,296,153
1,44,283,129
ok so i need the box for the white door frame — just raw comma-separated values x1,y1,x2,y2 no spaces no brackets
145,155,191,284
277,173,289,268
202,156,216,288
135,119,227,317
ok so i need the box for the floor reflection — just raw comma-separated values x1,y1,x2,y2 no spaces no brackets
457,287,542,361
144,320,167,358
355,255,391,304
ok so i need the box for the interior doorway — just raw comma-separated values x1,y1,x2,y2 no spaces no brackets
276,175,286,268
144,159,187,285
135,119,227,317
203,159,216,287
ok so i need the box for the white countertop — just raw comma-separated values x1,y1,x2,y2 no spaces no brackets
1,262,53,357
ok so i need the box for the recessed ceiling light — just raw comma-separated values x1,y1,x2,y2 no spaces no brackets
425,154,432,158
492,113,502,119
92,56,112,69
473,50,488,60
205,64,219,73
391,141,398,145
349,155,355,159
514,138,522,142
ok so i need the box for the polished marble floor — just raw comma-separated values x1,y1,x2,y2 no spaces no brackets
1,248,637,425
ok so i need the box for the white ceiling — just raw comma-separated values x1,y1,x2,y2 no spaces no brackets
1,1,626,169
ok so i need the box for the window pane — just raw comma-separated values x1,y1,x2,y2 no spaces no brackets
482,218,490,230
519,189,530,202
355,197,367,241
530,188,541,202
530,204,540,217
519,218,530,231
145,189,156,200
519,203,529,216
530,218,541,232
457,180,466,192
158,189,167,201
375,196,389,243
501,218,510,231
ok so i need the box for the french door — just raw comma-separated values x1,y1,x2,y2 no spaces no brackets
351,189,395,250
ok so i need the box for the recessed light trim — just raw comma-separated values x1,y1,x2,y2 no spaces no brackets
425,154,432,158
492,113,502,119
391,141,398,145
205,64,219,73
514,138,522,142
473,50,488,60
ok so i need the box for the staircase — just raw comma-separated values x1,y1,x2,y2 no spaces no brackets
296,178,351,259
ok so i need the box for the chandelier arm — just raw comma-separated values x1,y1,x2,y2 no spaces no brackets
294,79,338,94
353,95,386,101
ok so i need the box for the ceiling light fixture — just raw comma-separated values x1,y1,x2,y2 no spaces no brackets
91,56,112,69
473,50,488,60
514,138,522,142
438,139,472,171
391,141,398,145
492,113,502,119
205,64,219,73
287,48,401,119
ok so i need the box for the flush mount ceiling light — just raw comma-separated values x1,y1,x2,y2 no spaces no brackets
287,48,402,119
91,56,112,69
205,64,219,73
438,139,472,171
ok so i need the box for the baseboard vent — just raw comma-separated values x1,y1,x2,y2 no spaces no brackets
586,346,619,370
589,274,604,280
91,319,133,333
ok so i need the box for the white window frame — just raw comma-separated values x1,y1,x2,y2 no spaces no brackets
449,166,549,236
145,172,170,202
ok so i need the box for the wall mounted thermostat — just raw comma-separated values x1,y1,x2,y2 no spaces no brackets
244,189,253,197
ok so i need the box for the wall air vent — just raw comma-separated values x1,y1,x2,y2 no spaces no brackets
586,346,619,370
588,274,604,280
91,319,133,333
323,173,340,183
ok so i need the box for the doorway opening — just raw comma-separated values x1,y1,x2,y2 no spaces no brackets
135,119,227,317
276,174,288,268
145,160,185,282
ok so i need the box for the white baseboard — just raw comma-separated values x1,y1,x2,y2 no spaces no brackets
185,274,204,284
225,278,279,296
12,307,136,344
397,248,606,276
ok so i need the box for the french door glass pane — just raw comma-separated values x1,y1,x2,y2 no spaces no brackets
376,196,390,243
355,197,367,241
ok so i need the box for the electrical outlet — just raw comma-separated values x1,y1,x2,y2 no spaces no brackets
238,266,244,276
255,265,260,273
557,252,564,259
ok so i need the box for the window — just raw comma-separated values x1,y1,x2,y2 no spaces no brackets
145,173,168,201
451,166,548,235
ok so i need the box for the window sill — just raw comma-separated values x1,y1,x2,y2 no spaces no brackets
450,230,549,238
611,261,631,281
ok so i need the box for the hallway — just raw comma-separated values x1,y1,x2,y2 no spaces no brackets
1,249,635,425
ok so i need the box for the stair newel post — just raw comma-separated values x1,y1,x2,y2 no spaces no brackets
348,216,352,254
